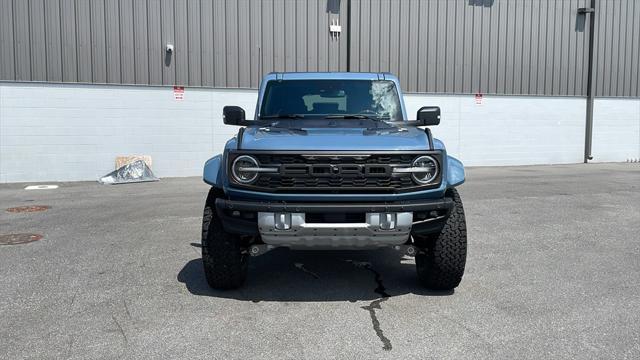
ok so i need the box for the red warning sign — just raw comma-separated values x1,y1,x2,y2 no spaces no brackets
476,93,482,105
475,93,483,105
174,86,184,101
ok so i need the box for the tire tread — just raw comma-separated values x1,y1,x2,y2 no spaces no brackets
201,188,248,289
415,188,467,290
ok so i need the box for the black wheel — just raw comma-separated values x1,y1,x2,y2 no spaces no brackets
414,188,467,290
201,188,248,289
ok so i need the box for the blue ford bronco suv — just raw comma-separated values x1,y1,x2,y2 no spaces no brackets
202,72,466,290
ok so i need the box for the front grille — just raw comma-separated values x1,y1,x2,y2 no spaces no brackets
229,151,442,193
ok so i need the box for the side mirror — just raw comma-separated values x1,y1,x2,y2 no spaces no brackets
223,106,246,125
416,106,441,126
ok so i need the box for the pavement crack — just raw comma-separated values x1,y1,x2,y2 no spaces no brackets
65,336,74,360
68,289,78,311
293,263,320,279
346,260,393,351
361,298,392,351
123,299,132,320
111,314,128,345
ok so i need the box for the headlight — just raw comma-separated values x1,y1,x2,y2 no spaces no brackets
230,155,279,184
393,155,439,184
231,155,260,184
410,155,439,184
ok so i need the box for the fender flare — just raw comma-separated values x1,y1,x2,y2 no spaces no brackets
446,155,465,187
203,155,223,187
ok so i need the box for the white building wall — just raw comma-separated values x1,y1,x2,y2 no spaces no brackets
404,94,587,166
0,83,254,183
591,98,640,163
0,82,638,183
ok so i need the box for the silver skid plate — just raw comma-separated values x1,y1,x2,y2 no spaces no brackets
257,212,412,249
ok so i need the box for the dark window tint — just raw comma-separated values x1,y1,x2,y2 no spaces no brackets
259,80,402,120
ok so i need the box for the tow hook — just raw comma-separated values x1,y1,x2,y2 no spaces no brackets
249,244,277,257
393,245,418,257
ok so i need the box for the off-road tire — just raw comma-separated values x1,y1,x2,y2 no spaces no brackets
414,188,467,290
202,188,248,289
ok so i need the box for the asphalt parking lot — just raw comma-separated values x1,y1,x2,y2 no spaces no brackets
1,163,639,359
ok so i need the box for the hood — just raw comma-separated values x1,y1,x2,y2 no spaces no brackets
240,126,430,151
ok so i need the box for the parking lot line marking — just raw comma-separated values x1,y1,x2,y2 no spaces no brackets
25,185,59,190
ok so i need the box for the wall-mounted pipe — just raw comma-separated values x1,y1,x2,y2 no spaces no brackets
582,0,596,163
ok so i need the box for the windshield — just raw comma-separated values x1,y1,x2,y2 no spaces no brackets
259,80,403,121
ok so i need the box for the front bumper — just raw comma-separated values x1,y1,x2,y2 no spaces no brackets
214,197,453,239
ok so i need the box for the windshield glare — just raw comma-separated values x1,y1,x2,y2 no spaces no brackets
259,80,402,121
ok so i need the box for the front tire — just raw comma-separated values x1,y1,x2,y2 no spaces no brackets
414,188,467,290
202,189,248,289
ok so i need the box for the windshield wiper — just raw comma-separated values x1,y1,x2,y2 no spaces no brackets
260,114,305,119
260,126,307,135
325,114,390,120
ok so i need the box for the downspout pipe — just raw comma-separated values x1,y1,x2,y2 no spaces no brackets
581,0,597,163
346,0,352,72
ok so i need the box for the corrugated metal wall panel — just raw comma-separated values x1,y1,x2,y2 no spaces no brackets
495,0,507,93
132,1,149,85
225,0,239,86
249,0,261,84
59,0,77,82
470,3,481,94
0,0,16,80
631,0,640,97
295,0,307,72
0,0,637,97
119,0,135,84
200,0,214,87
347,0,638,96
453,0,465,93
174,0,188,85
212,0,226,87
619,0,633,97
44,0,62,82
379,0,391,74
315,0,328,71
593,0,640,97
272,0,285,72
147,0,162,85
338,0,348,71
444,1,457,92
75,0,92,82
513,0,525,94
90,0,107,83
399,0,410,88
160,0,175,85
187,0,201,86
283,0,295,71
415,0,427,92
105,0,122,83
565,0,576,96
237,0,250,85
29,0,47,81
